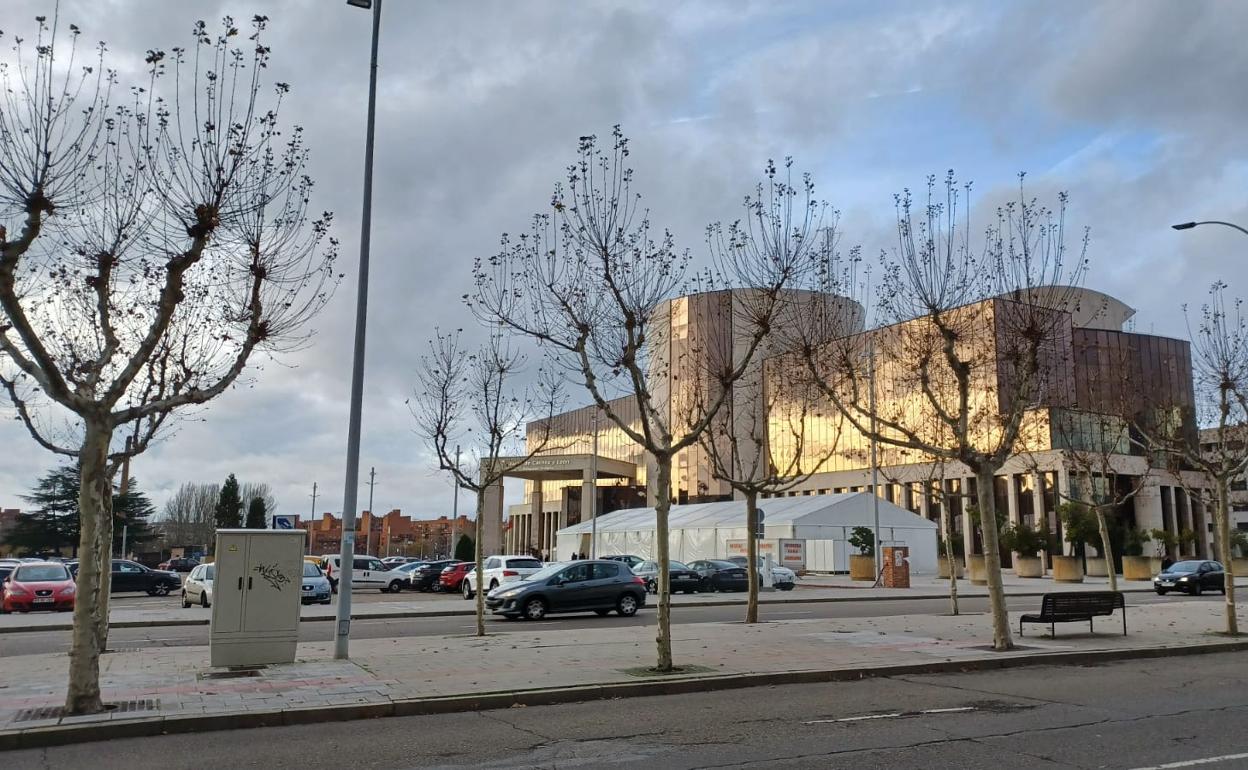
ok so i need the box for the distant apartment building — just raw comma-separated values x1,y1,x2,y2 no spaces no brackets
302,510,472,558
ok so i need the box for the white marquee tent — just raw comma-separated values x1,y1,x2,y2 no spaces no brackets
555,492,939,573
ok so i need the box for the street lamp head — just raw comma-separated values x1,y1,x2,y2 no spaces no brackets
1171,222,1197,231
346,0,372,8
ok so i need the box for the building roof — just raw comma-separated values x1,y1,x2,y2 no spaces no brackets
558,492,936,534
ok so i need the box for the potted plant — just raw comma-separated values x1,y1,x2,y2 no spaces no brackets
1000,524,1047,578
1122,528,1158,580
965,505,1006,585
937,532,964,578
1178,528,1199,558
1053,504,1090,583
848,526,876,581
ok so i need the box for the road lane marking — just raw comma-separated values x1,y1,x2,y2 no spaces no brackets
1129,753,1248,769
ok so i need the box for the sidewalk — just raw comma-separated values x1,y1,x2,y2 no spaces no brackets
1,598,1244,750
0,573,1206,633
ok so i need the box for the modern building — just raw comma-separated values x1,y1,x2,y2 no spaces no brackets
492,286,1211,570
1199,426,1248,538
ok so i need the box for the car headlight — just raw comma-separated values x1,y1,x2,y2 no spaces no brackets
1178,576,1190,582
59,585,76,596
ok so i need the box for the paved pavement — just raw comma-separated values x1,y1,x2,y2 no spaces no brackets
0,592,1221,657
0,594,1244,750
0,572,1211,633
10,652,1247,768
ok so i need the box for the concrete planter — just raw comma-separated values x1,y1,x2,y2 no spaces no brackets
1014,556,1045,578
1122,555,1160,581
968,555,988,586
938,556,965,579
1232,559,1248,577
849,554,876,581
1085,557,1110,577
1051,555,1084,583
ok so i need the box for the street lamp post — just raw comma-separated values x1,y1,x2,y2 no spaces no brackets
335,0,383,661
1172,221,1248,238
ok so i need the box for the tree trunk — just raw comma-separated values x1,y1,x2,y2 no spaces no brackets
474,490,486,637
745,490,759,624
65,419,115,715
1094,506,1118,592
975,466,1013,651
940,497,959,616
1215,479,1239,636
654,456,674,671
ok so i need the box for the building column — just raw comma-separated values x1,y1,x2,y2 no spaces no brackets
481,477,504,556
581,469,596,528
529,489,543,557
1031,472,1051,554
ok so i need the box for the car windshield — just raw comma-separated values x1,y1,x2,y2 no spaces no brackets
1169,561,1205,572
302,563,322,577
14,564,69,582
506,558,543,570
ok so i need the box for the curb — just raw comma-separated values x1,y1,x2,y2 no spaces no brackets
2,638,1246,752
0,586,1164,635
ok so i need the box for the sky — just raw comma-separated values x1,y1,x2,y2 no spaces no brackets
2,0,1247,521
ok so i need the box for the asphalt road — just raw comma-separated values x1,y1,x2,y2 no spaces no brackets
10,650,1248,769
0,592,1218,658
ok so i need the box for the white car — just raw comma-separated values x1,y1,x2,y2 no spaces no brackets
319,554,409,593
461,555,544,599
182,563,214,608
726,556,797,591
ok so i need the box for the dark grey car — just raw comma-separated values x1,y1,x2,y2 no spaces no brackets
1154,560,1225,595
485,560,647,620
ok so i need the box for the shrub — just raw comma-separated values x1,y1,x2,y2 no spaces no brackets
1000,524,1048,556
1149,528,1177,557
1059,503,1100,549
1121,528,1150,557
848,526,875,556
453,534,474,562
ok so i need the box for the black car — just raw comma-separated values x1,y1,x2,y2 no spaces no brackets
601,554,643,569
69,559,181,596
485,560,646,620
1154,560,1226,595
406,559,459,591
688,559,749,593
631,560,702,594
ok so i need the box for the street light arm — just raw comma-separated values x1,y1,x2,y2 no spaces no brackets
1172,221,1248,238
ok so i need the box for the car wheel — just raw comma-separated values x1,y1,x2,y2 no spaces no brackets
489,580,499,591
523,597,548,620
146,588,158,597
155,584,170,597
704,582,716,593
645,580,656,594
1193,583,1203,596
181,591,191,609
388,580,403,593
594,609,611,617
1155,589,1168,595
778,583,795,592
617,593,639,617
462,581,474,600
201,593,210,609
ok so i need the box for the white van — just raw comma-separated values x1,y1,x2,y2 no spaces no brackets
318,554,408,593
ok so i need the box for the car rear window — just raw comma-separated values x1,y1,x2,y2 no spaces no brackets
506,558,542,569
14,564,69,582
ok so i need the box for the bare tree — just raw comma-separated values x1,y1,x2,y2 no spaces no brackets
0,15,337,713
412,330,562,636
795,173,1086,650
160,481,220,547
472,133,816,671
1142,283,1246,635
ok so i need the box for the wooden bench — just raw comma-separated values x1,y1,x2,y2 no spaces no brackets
1019,591,1126,637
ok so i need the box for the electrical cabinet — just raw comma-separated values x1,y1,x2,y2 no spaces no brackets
209,529,306,667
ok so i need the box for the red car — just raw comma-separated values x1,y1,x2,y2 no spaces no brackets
1,561,76,614
438,562,472,592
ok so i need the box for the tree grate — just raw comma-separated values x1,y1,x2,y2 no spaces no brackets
12,699,157,722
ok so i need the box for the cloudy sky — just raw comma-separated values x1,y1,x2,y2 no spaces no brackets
2,0,1247,522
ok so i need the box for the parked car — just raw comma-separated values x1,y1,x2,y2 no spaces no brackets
405,559,459,592
601,554,644,569
1,561,76,613
439,561,473,593
381,556,415,570
107,560,182,596
318,554,408,593
485,560,646,620
1154,560,1226,595
0,561,16,602
300,562,333,604
687,559,749,592
726,556,798,591
182,563,214,608
157,557,201,573
461,555,544,599
631,560,702,594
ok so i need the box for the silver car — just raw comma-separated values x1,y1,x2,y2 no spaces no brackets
182,563,214,608
301,562,333,604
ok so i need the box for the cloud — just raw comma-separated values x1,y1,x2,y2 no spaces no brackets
1,0,1245,522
